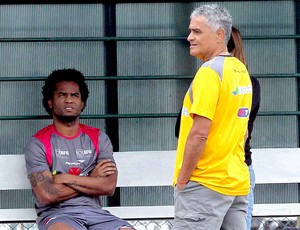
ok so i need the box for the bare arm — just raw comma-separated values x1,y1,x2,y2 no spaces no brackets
177,115,212,190
54,159,117,196
244,128,248,145
28,170,79,206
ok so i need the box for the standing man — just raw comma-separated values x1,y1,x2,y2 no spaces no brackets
23,69,134,230
173,4,252,230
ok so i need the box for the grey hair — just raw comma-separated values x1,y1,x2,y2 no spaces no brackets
190,4,232,43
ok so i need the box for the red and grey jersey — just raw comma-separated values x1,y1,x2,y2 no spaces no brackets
23,123,114,215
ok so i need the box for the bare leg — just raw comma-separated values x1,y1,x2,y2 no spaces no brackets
48,222,75,230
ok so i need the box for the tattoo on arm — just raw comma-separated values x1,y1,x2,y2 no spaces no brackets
29,171,59,197
29,172,48,187
28,174,37,187
66,181,78,187
66,181,92,190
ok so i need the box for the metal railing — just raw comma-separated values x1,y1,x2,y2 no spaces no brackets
0,217,299,230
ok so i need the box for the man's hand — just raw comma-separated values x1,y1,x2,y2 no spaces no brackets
89,159,117,177
176,182,187,191
53,173,66,184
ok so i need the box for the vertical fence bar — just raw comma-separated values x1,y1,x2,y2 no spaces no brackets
295,3,300,223
297,1,300,149
104,3,121,206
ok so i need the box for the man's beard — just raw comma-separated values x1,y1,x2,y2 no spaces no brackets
56,115,79,123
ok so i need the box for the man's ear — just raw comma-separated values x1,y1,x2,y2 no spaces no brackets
216,28,225,43
48,100,53,109
81,101,85,111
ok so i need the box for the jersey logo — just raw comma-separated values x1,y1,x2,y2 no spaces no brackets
68,167,82,175
55,149,69,157
43,216,58,227
232,87,239,95
76,149,92,158
237,108,250,117
182,107,189,117
232,85,252,96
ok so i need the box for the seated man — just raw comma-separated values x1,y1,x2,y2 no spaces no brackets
23,68,134,230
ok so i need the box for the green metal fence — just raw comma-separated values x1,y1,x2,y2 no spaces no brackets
0,0,299,228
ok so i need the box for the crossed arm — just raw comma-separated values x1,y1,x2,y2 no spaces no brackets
28,159,117,205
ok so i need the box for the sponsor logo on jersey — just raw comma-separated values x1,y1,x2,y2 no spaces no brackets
233,69,247,74
232,85,252,96
237,108,250,118
76,149,93,158
69,167,82,175
44,217,58,227
182,107,189,117
65,161,81,166
55,149,69,157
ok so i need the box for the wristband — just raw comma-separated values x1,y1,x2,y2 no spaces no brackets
52,170,62,175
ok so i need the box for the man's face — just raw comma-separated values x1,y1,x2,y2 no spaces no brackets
187,15,219,61
48,81,84,122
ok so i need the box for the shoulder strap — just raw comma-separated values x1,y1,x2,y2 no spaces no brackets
79,124,101,157
33,124,55,167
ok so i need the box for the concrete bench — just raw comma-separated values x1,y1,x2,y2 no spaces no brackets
0,148,300,223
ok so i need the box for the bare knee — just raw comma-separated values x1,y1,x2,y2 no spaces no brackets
47,222,75,230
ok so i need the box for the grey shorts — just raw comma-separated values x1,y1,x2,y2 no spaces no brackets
173,181,248,230
37,206,133,230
